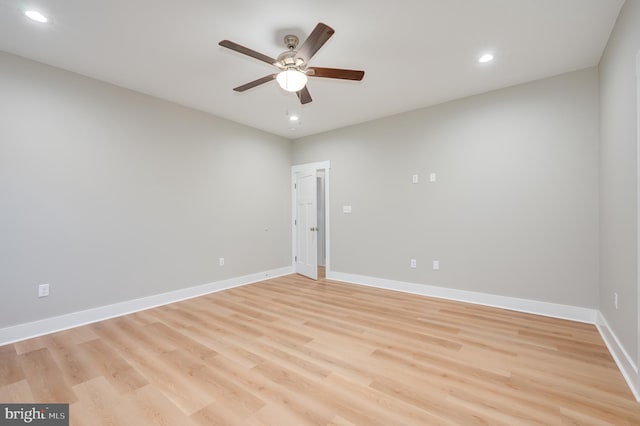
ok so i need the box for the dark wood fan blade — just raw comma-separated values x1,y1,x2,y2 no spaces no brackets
233,74,277,92
295,23,335,63
296,86,312,104
307,67,365,81
219,40,277,66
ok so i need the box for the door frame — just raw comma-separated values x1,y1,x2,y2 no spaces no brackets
636,50,640,391
292,160,331,277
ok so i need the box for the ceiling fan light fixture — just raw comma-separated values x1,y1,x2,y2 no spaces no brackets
220,23,363,105
276,68,307,92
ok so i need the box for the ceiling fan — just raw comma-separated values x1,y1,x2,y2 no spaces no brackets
219,23,365,105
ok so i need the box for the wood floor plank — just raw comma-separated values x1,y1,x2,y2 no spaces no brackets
179,323,266,368
143,322,218,362
161,349,266,416
209,353,333,425
125,350,214,415
0,379,33,403
13,336,48,355
191,401,249,426
1,273,639,425
18,347,77,403
43,333,101,386
78,338,149,395
70,376,132,426
323,373,456,426
0,344,24,386
124,384,199,426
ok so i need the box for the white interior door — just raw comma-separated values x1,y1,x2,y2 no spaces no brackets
295,169,318,279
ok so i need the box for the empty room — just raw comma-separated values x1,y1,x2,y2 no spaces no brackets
2,0,640,424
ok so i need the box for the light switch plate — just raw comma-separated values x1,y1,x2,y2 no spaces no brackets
412,174,419,184
343,205,353,214
38,283,49,298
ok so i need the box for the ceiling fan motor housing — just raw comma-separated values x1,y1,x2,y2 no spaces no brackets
277,50,305,69
278,35,305,70
283,35,299,50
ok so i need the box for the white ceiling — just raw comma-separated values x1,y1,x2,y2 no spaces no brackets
0,0,624,139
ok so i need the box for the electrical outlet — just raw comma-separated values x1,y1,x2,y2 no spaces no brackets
429,173,437,182
219,257,225,266
410,259,417,268
614,292,618,309
38,283,49,298
433,260,440,270
412,174,419,184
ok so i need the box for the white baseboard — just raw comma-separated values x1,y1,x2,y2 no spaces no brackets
596,312,640,401
327,271,597,323
0,266,293,346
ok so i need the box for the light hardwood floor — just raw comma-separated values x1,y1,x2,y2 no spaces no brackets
1,274,639,425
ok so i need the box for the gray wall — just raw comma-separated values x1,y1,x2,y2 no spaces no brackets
293,68,599,308
0,51,292,328
599,0,640,363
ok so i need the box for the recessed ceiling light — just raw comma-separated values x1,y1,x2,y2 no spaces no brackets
25,10,48,23
289,115,299,122
478,53,494,63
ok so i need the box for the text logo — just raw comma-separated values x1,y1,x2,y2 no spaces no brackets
0,404,68,426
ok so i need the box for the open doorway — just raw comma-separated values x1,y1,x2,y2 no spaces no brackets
292,161,330,280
